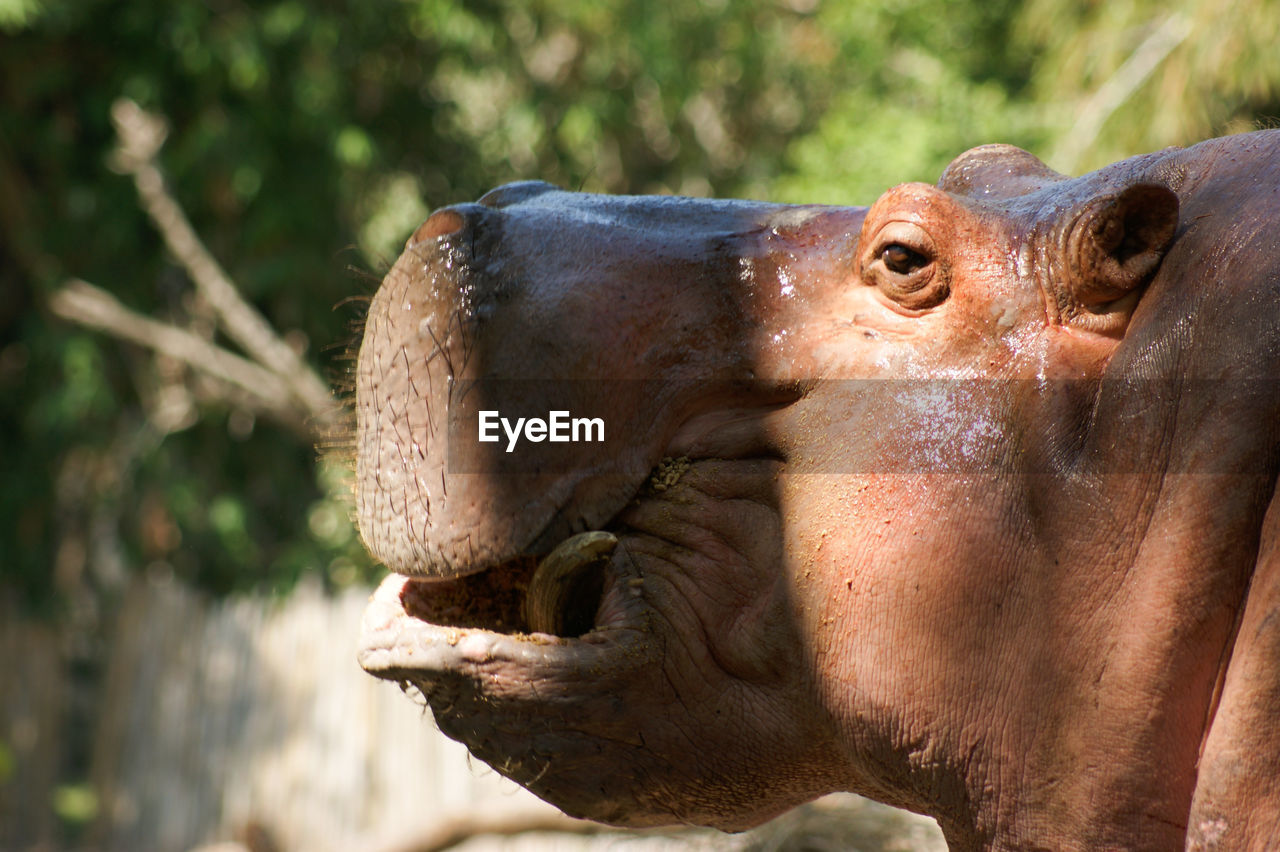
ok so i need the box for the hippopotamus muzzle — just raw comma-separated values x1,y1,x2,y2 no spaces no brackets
356,181,875,825
356,180,864,574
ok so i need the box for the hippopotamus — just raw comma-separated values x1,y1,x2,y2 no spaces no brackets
353,131,1280,849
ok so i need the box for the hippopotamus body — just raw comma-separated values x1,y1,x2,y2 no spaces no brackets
354,132,1280,849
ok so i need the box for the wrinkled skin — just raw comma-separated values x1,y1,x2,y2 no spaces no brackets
354,133,1280,849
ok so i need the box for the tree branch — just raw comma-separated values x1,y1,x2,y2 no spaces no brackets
49,279,309,431
107,98,337,427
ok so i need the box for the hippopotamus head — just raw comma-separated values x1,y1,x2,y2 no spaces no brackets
354,133,1280,847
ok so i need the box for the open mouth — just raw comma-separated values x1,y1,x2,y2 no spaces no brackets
389,456,692,641
397,531,618,638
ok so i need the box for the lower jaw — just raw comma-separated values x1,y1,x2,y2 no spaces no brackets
357,567,653,688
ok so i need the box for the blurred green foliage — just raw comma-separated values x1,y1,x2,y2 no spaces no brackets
51,783,97,826
1,0,1277,613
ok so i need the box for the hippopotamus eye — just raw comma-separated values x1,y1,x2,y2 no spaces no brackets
860,220,948,309
882,244,928,275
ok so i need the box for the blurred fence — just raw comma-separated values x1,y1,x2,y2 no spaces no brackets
0,577,943,852
1,607,66,850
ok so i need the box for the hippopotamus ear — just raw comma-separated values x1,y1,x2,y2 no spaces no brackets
937,144,1067,199
1065,182,1179,310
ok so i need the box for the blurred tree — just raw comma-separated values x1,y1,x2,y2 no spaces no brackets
1017,0,1280,173
771,0,1037,203
3,0,1279,615
0,0,1024,613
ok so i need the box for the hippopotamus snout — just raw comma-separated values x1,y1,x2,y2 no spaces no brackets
356,185,866,579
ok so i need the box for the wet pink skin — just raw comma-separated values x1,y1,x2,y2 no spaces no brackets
356,134,1280,848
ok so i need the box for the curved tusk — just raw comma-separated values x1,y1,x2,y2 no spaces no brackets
524,531,618,636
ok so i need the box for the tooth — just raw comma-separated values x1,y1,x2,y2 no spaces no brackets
524,531,618,636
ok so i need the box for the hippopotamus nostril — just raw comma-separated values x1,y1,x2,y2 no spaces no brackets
408,208,468,247
477,180,559,208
